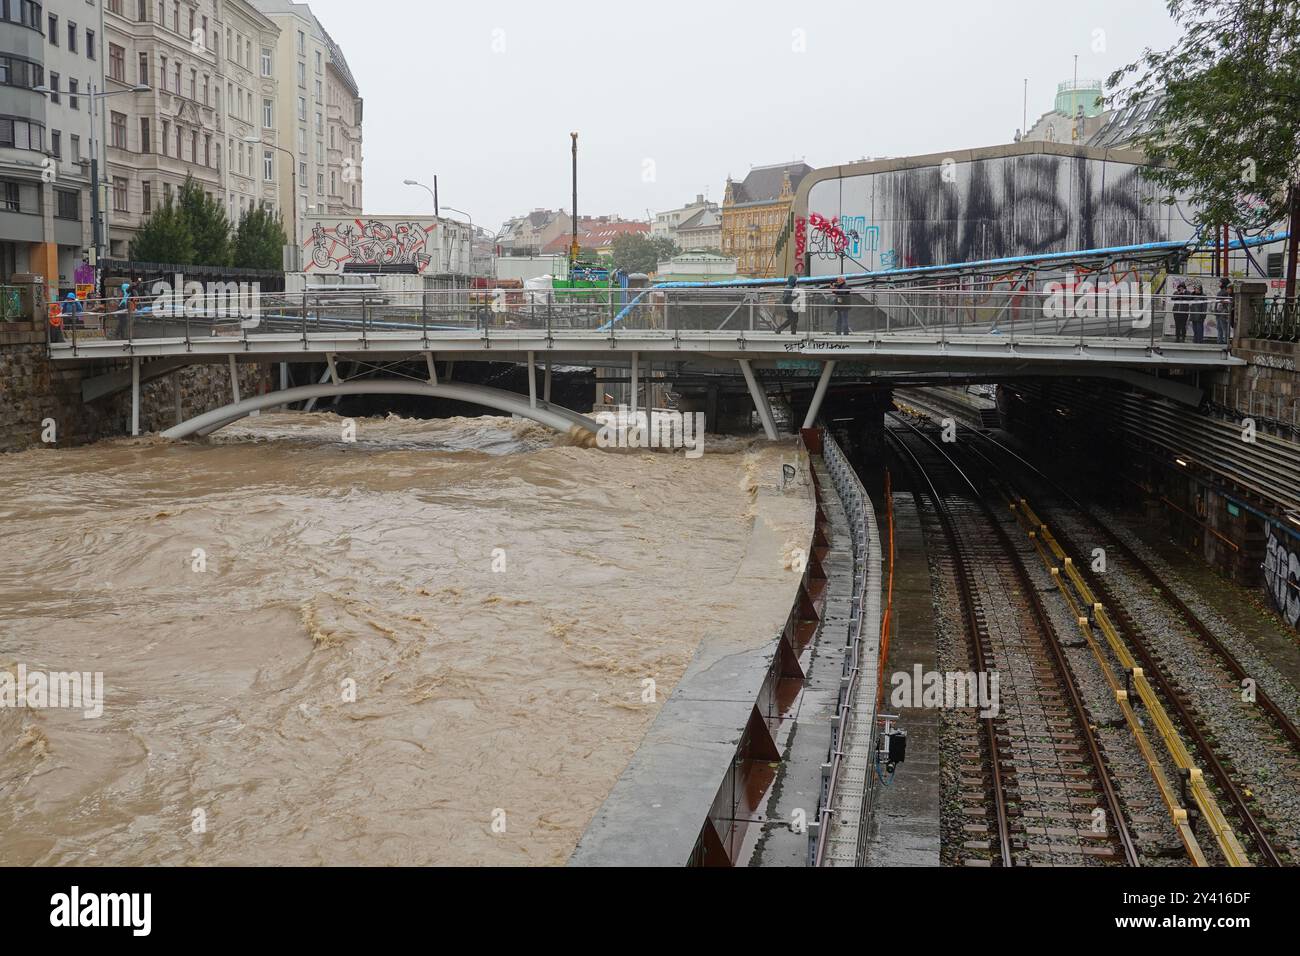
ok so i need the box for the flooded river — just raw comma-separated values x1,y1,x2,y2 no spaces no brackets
0,413,811,865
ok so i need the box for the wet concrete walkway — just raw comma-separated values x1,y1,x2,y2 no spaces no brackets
863,492,942,866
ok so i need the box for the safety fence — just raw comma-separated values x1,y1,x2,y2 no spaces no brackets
809,431,883,866
42,285,1235,348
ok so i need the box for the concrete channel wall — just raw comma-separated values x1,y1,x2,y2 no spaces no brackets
570,429,885,867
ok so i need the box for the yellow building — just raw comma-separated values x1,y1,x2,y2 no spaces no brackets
720,162,812,278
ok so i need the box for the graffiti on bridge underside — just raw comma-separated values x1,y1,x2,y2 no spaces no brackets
305,219,435,273
1264,522,1300,632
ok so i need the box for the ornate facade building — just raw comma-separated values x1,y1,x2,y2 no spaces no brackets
720,161,811,278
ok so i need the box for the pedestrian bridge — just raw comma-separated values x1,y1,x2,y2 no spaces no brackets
48,281,1243,441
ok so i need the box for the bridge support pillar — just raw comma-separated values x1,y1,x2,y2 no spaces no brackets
131,357,140,436
544,355,552,403
425,351,438,385
630,351,639,418
527,351,537,408
802,361,836,430
738,359,777,440
228,354,241,404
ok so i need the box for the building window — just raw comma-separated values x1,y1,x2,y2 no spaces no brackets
0,55,45,90
55,188,79,220
261,47,272,76
113,177,128,212
297,60,306,88
142,181,151,214
297,30,305,54
67,22,77,53
160,56,167,91
263,150,273,181
48,13,58,45
68,79,78,110
204,133,210,166
69,134,79,161
3,181,20,212
140,117,150,152
86,29,95,60
50,129,60,158
109,44,125,81
263,98,273,128
138,52,148,85
110,112,127,149
48,71,59,103
316,172,323,195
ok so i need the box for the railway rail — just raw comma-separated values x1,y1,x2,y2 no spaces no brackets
886,414,1139,867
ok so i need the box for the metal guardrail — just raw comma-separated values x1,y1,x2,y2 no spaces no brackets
0,285,21,322
809,432,882,866
1250,297,1300,342
46,285,1238,350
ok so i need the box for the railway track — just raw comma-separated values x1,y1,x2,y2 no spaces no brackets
961,428,1300,866
886,415,1139,867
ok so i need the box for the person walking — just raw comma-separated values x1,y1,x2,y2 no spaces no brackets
1215,277,1234,346
61,291,83,341
1171,280,1191,342
774,275,801,334
831,276,852,335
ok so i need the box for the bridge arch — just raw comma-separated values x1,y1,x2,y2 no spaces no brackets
160,381,601,440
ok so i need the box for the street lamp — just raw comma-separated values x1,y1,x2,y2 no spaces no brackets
245,135,298,268
33,82,149,288
403,178,437,214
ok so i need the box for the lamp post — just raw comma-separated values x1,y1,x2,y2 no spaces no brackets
245,136,298,268
33,82,149,289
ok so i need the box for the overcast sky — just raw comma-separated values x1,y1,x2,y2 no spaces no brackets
305,0,1183,233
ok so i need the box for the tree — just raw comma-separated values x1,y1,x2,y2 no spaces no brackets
1109,0,1300,292
178,175,231,266
232,205,288,270
128,200,195,264
609,234,679,275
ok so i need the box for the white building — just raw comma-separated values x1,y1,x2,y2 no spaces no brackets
651,193,716,245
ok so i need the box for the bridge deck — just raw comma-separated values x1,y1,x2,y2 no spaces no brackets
49,330,1241,373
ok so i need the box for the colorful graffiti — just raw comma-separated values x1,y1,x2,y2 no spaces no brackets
1264,523,1300,631
304,218,436,274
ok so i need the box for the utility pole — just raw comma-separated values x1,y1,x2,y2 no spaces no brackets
433,175,439,218
1286,185,1300,300
570,132,579,267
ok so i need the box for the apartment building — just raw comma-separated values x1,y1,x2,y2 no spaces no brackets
0,0,104,287
253,0,362,258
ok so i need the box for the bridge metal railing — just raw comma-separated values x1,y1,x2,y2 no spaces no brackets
46,285,1234,350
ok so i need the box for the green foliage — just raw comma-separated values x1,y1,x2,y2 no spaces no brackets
178,175,231,266
232,205,289,270
128,199,195,264
609,233,679,275
1109,0,1300,231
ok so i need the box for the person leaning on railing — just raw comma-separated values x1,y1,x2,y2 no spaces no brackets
1171,281,1192,342
1189,280,1208,343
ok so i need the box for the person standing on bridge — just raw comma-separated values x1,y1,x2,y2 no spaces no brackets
831,276,852,335
115,283,134,340
1215,277,1234,346
1190,280,1208,343
775,275,800,334
1171,281,1191,342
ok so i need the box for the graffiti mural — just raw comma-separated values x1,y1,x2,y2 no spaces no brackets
1264,523,1300,632
803,153,1197,276
303,217,438,274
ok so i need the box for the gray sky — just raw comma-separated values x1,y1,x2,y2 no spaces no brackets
306,0,1183,233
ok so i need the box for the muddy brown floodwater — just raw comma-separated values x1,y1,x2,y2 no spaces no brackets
0,413,812,865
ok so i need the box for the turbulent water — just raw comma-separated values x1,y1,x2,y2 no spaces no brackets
0,413,811,865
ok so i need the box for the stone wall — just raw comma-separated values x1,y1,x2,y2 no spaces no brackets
0,322,272,452
1227,338,1300,424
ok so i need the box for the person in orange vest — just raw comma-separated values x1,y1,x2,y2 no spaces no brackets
48,300,64,343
